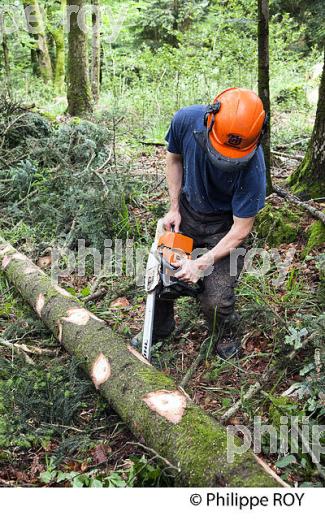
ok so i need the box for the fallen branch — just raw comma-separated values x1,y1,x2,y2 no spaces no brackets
272,151,304,161
0,336,57,363
180,338,210,389
253,455,290,487
83,287,107,303
220,381,263,424
273,184,325,225
0,237,278,487
0,336,34,364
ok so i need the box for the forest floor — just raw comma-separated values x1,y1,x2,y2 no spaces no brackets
0,107,324,488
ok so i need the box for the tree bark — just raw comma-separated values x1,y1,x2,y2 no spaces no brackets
289,48,325,199
91,0,101,103
0,237,279,487
1,30,11,96
23,1,53,83
66,0,93,115
257,0,272,194
51,0,66,94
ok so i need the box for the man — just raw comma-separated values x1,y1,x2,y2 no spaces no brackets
146,87,267,359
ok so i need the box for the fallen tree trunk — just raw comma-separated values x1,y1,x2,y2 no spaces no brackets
0,237,278,487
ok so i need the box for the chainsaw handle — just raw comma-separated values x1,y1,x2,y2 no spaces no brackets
161,258,204,296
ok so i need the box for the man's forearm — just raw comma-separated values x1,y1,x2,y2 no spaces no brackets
197,218,254,268
166,153,183,210
203,231,245,264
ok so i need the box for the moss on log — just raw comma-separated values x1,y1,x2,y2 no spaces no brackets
0,237,278,487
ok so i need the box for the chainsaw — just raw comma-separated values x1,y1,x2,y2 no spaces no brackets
142,219,203,361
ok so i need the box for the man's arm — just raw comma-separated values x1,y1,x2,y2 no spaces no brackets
175,216,255,283
162,151,183,232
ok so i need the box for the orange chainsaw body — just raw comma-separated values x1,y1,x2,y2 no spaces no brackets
158,232,194,265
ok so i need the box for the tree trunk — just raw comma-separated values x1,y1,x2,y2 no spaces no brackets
1,30,11,96
0,237,278,487
23,1,53,83
257,0,272,194
289,48,325,199
91,0,101,103
67,0,93,116
51,0,66,94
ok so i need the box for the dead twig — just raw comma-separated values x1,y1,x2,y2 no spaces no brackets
83,287,107,303
126,441,180,473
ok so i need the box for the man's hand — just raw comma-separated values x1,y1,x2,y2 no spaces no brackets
173,258,202,284
162,209,181,232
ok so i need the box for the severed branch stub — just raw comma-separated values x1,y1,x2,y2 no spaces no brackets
91,352,111,390
143,390,187,425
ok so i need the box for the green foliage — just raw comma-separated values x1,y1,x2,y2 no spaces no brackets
0,101,150,248
0,357,92,449
131,0,209,48
38,453,171,487
270,0,325,51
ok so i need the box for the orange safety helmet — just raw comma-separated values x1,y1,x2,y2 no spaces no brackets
205,87,266,162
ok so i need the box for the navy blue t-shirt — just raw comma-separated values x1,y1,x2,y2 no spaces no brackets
165,105,266,218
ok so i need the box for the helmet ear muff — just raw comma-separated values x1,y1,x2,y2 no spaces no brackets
204,100,221,130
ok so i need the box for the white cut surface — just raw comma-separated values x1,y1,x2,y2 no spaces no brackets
57,320,63,343
143,390,187,424
91,353,111,389
62,308,91,325
127,345,151,366
35,293,45,316
2,256,11,269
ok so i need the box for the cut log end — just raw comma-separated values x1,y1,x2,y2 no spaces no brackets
143,390,187,424
91,353,111,389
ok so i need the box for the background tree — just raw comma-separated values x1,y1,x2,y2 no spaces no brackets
23,0,53,82
257,0,272,194
48,0,66,94
0,16,11,95
289,48,325,199
91,0,101,103
66,0,93,115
